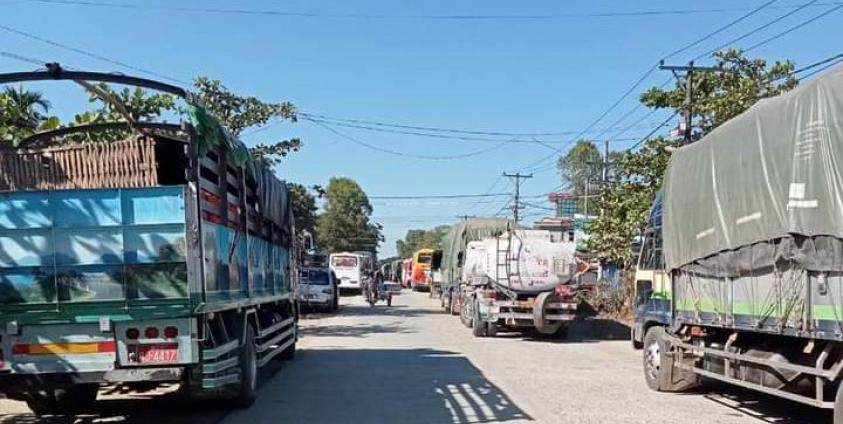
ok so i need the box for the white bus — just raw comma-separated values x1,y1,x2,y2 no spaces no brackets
330,252,366,292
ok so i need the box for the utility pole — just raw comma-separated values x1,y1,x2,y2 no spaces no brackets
602,139,609,184
502,172,532,224
659,60,721,144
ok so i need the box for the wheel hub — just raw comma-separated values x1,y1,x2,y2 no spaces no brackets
645,340,660,380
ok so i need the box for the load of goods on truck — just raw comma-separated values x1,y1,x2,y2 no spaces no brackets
0,65,299,415
633,64,843,420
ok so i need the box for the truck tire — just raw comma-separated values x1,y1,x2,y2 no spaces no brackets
642,326,698,392
472,300,487,337
234,326,258,408
533,291,563,335
26,384,99,416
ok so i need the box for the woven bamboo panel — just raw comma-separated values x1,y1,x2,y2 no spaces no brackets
0,137,159,191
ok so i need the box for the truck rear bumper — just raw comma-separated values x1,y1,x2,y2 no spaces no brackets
0,367,185,393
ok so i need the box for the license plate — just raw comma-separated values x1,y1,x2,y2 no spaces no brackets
132,344,179,363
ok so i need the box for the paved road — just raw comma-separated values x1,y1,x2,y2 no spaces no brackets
0,291,831,423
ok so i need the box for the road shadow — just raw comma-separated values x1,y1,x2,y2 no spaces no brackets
226,348,532,424
299,322,415,338
491,319,632,344
697,382,832,424
338,302,440,319
0,359,291,424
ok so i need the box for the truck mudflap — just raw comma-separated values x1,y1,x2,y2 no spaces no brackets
665,332,843,409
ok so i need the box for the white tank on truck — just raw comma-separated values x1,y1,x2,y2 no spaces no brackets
459,228,582,338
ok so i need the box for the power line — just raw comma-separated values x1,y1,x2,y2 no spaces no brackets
516,0,780,174
19,0,843,20
369,193,509,200
693,0,823,60
0,50,47,66
744,3,843,53
307,118,511,160
0,23,189,85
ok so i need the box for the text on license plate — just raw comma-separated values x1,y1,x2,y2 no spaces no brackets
131,344,179,363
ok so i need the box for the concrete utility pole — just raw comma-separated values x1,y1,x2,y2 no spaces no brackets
502,172,532,224
659,60,721,144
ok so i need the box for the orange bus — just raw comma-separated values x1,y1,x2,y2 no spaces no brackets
411,248,435,291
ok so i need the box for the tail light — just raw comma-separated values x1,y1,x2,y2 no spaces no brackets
0,349,5,369
125,328,140,340
163,326,179,339
555,284,573,299
482,290,497,300
144,327,159,339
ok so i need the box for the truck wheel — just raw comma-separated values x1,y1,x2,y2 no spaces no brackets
234,326,258,408
642,326,698,392
472,301,487,337
26,384,99,415
533,291,563,335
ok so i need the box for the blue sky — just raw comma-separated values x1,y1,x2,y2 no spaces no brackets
2,0,841,257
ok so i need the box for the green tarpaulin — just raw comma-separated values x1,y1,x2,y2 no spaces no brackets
440,218,510,290
663,64,843,272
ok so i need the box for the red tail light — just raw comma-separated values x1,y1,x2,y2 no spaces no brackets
163,326,179,339
0,349,5,368
125,328,140,340
555,284,573,299
483,290,497,300
144,327,159,339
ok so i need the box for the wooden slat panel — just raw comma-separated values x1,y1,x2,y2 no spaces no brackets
0,137,161,191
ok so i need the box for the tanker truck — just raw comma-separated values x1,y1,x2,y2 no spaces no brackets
633,64,843,421
458,228,581,338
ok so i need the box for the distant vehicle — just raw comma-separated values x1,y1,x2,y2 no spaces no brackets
411,248,435,291
401,259,413,288
299,267,338,312
426,250,444,297
330,252,366,292
458,228,582,338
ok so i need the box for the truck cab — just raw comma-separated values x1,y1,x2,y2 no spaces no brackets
631,191,671,349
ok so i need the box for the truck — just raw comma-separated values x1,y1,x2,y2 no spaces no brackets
439,218,510,315
0,65,299,414
458,228,581,338
633,64,843,421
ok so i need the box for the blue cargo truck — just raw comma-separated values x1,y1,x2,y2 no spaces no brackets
0,65,299,414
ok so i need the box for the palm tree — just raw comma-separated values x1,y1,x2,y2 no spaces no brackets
2,86,51,129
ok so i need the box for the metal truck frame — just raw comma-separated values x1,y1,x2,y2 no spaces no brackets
0,65,298,414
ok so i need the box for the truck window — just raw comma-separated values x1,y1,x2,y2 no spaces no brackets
638,229,663,271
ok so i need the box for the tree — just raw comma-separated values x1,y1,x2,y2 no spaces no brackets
1,77,301,166
588,50,797,266
0,87,60,144
193,77,300,165
315,177,383,253
557,140,601,213
288,183,320,239
395,225,451,258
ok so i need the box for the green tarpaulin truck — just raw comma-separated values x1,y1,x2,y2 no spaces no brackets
634,64,843,422
0,65,299,414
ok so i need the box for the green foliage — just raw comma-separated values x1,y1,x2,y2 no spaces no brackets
315,177,383,253
193,77,300,165
588,49,798,266
288,183,320,239
0,86,59,145
395,225,451,258
640,49,797,137
586,137,679,266
557,140,601,212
